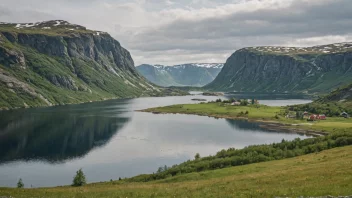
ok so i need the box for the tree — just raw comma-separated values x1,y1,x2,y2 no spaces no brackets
240,100,249,106
195,153,201,160
72,169,87,186
17,178,24,188
157,166,164,173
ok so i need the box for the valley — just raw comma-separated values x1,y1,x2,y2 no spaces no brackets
136,63,223,87
0,8,352,197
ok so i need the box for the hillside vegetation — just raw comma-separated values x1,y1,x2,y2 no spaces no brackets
292,83,352,116
1,146,351,197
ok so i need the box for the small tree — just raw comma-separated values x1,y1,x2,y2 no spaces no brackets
157,166,164,173
195,153,200,160
72,169,87,187
17,178,24,188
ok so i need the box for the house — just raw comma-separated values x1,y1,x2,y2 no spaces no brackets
231,102,241,106
303,111,309,118
308,114,318,121
341,112,349,118
318,114,326,120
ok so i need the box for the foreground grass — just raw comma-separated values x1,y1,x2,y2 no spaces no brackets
141,103,352,133
1,146,351,197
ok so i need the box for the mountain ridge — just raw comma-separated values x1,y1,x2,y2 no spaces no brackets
0,20,184,110
136,63,224,87
205,42,352,94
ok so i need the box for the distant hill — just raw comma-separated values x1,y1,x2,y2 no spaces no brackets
318,83,352,102
136,63,224,87
205,42,352,94
292,83,352,117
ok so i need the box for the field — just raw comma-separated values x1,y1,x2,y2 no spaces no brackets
141,103,352,133
1,146,351,197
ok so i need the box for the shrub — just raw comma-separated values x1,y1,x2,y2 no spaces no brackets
72,169,87,186
17,178,24,188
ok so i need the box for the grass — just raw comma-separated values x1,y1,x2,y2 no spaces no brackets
141,102,352,133
1,146,351,197
143,103,282,119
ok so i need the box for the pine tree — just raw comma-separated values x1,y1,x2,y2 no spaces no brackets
72,169,87,186
17,178,24,188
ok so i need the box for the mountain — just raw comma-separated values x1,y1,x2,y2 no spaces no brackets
136,63,224,87
205,43,352,94
0,20,183,110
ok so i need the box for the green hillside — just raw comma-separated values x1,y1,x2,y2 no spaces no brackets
1,146,351,197
205,43,352,94
0,20,184,110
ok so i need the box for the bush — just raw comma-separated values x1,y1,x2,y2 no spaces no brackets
126,131,352,183
72,169,87,186
17,178,24,188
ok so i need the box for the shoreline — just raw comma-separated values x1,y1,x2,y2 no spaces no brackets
138,110,328,137
0,91,190,112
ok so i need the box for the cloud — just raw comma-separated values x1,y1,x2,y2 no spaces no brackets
0,0,351,65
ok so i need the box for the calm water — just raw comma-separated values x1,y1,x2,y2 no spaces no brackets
0,94,311,187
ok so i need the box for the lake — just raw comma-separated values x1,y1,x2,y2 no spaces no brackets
0,94,311,187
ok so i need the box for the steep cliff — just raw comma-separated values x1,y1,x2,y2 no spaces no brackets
205,43,352,94
137,63,223,87
0,20,168,109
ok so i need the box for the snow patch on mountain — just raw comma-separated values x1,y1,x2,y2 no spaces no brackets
143,63,224,69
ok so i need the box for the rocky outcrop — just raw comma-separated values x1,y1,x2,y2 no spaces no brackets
205,43,352,94
0,47,26,68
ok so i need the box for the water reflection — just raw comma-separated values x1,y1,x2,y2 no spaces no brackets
0,95,312,187
0,100,132,164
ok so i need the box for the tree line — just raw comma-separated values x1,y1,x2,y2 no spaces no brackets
127,131,352,182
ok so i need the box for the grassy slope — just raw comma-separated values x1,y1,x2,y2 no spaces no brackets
142,103,352,133
1,146,351,197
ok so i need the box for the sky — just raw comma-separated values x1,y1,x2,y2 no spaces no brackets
0,0,352,66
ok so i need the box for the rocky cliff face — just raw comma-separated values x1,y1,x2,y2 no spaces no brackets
137,63,223,87
0,20,163,109
205,43,352,94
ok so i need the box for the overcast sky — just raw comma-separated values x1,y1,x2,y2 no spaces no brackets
1,0,352,65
